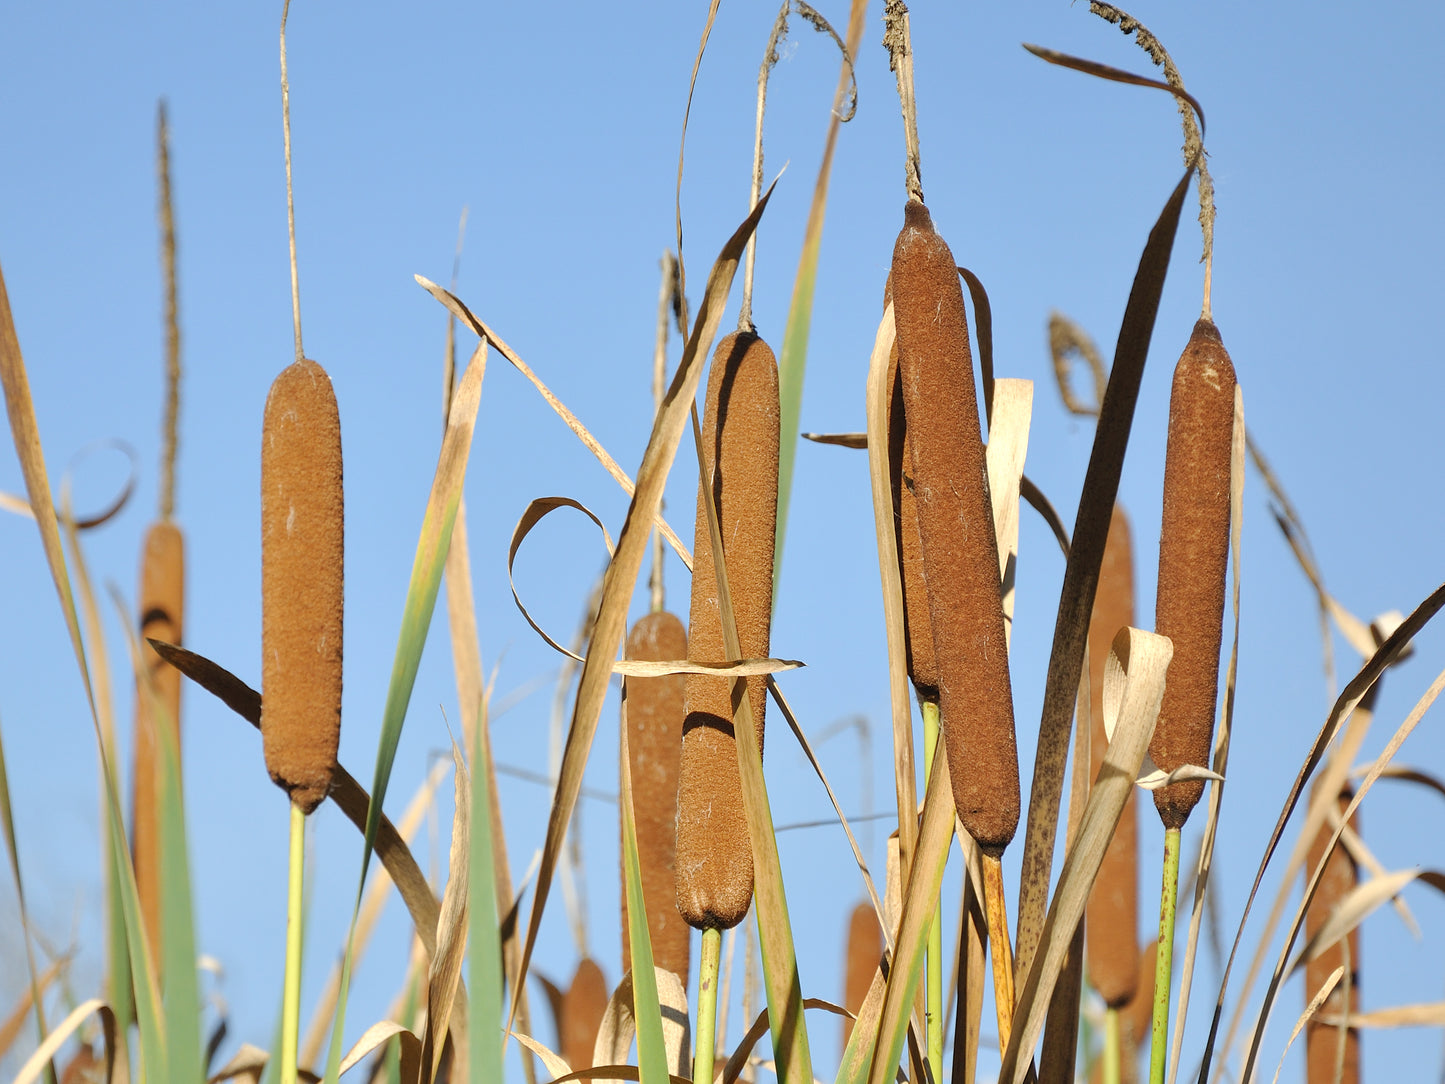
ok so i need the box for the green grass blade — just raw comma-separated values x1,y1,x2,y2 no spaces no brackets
469,700,505,1084
157,690,204,1083
619,725,668,1084
321,344,487,1084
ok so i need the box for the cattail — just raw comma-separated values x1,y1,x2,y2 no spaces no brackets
261,358,343,815
560,957,609,1073
1304,786,1361,1084
621,610,691,980
1086,504,1140,1008
131,520,184,959
674,331,780,930
841,901,882,1054
890,199,1018,854
885,334,938,702
1151,319,1236,829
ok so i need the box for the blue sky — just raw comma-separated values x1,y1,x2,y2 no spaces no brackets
2,2,1443,1081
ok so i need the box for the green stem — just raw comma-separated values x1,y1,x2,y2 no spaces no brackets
922,698,943,1084
694,925,722,1084
1149,827,1181,1084
1103,1007,1121,1084
281,802,306,1084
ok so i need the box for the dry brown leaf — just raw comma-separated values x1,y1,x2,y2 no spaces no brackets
12,1000,116,1084
336,1020,422,1080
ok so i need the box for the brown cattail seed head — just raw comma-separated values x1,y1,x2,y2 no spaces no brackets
621,610,691,980
886,345,938,701
841,901,882,1054
1151,320,1236,829
132,519,185,959
675,331,779,930
560,957,609,1073
1085,504,1140,1008
1305,786,1361,1084
891,199,1018,853
261,358,343,815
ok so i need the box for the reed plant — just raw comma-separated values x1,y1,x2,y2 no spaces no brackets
3,6,1443,1084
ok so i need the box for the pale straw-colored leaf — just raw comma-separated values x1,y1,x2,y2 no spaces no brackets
513,1030,573,1079
1269,965,1343,1084
591,969,691,1082
417,278,694,571
862,304,917,885
505,186,775,1038
422,743,471,1081
11,1000,116,1084
1000,627,1173,1084
336,1021,421,1080
1314,1001,1445,1029
1288,869,1444,977
984,378,1032,643
1196,583,1445,1083
1134,762,1224,791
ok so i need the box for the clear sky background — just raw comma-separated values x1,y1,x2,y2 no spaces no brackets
2,2,1443,1081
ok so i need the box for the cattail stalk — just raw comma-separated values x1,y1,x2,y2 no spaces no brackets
1087,505,1139,1084
621,612,691,981
891,198,1019,1050
1148,320,1235,1084
674,329,779,1084
1304,788,1360,1084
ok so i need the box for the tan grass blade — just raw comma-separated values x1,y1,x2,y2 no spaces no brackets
1000,628,1173,1084
416,279,693,570
862,304,917,883
336,1021,421,1081
1270,966,1343,1084
1289,869,1442,978
512,1030,571,1079
11,1001,116,1084
300,759,449,1068
147,641,443,958
1232,656,1445,1083
421,744,471,1081
590,968,692,1080
1315,1002,1445,1029
0,957,63,1060
985,379,1033,641
1015,168,1194,985
1193,585,1445,1082
502,187,774,1035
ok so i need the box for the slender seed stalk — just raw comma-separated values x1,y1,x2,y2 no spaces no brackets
1103,1008,1122,1084
694,926,722,1084
1149,828,1180,1084
923,699,943,1084
983,854,1015,1054
280,802,306,1084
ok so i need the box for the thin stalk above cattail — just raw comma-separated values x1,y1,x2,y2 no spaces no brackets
621,610,691,982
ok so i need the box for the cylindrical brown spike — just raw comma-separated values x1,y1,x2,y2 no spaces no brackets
1304,786,1361,1084
132,518,185,962
674,331,780,930
886,345,938,702
841,901,882,1054
1086,504,1140,1008
560,957,609,1073
621,610,691,981
261,358,343,815
1151,319,1236,829
890,199,1018,854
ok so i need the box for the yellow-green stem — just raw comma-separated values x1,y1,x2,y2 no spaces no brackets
922,698,944,1084
281,802,306,1084
1103,1007,1121,1084
694,925,722,1084
1149,828,1181,1084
